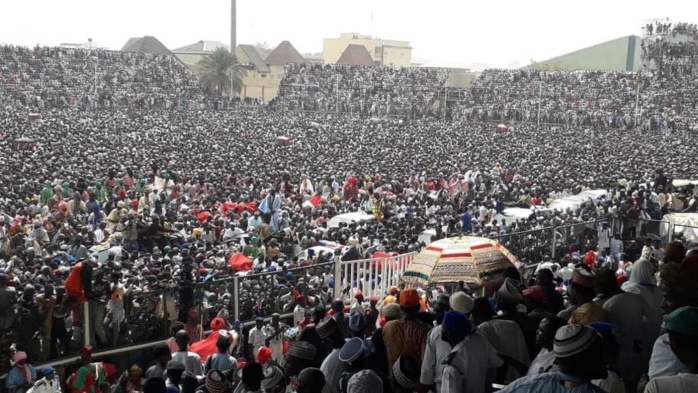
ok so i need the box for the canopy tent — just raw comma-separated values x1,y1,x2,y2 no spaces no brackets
12,137,36,151
276,136,292,146
402,236,519,288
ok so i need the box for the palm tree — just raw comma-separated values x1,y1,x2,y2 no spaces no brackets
198,47,247,96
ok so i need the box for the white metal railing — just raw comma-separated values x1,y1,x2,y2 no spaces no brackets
333,253,416,300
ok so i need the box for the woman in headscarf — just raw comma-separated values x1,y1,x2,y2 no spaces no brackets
6,352,36,393
624,257,663,365
624,258,662,314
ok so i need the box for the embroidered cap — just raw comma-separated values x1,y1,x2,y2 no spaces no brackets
339,337,364,364
554,324,600,358
392,355,420,390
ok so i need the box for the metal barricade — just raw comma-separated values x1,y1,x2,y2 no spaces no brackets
234,261,336,321
670,223,698,248
121,288,169,345
618,217,669,242
490,227,555,265
334,253,417,300
190,277,238,333
553,219,605,256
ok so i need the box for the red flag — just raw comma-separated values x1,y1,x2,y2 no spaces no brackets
221,202,237,214
309,195,322,207
189,330,237,363
65,262,87,302
197,211,212,223
228,252,253,272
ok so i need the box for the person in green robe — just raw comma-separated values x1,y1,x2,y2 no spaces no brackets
135,178,146,194
244,236,261,259
40,181,54,205
94,181,106,203
61,181,71,199
114,179,125,196
68,346,106,393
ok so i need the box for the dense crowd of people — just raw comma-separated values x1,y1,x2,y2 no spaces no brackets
0,19,697,391
0,46,205,109
452,70,639,128
271,35,698,135
273,63,446,118
14,245,698,393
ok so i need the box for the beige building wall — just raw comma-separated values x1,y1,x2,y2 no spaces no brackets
324,33,411,66
239,65,284,102
380,46,412,67
175,51,282,102
175,53,206,66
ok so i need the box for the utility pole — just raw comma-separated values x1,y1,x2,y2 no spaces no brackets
231,0,237,52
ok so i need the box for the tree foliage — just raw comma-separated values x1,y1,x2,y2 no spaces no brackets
198,47,247,95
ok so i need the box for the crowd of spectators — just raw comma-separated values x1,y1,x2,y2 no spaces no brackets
272,62,698,133
15,241,698,393
0,31,696,391
0,46,205,110
273,63,446,118
451,69,639,128
639,22,698,134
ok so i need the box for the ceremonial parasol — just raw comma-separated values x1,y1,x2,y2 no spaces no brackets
402,236,519,287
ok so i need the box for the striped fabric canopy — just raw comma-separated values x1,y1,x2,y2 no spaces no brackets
402,236,520,287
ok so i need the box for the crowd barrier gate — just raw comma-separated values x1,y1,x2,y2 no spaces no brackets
333,253,417,301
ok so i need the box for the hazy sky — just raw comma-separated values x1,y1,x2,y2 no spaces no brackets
1,0,695,68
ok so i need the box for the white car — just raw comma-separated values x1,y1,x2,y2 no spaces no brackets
577,189,609,200
327,212,375,229
548,196,593,212
418,225,450,245
491,207,550,225
295,245,346,261
418,229,437,245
